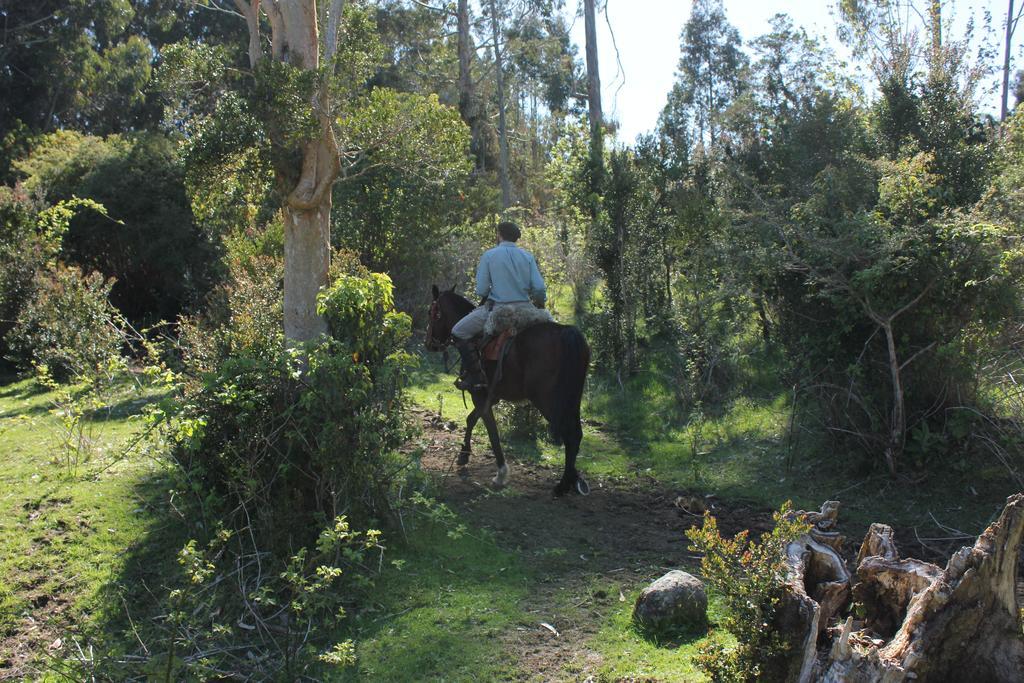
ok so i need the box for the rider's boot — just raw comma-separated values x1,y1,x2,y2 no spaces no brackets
453,337,487,390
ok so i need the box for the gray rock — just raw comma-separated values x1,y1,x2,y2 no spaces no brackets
632,570,708,631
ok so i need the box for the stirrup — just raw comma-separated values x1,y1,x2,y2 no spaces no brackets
455,375,487,391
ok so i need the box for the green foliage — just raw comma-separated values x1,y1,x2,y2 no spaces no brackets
158,517,382,680
6,264,123,382
331,88,472,310
773,153,1024,462
686,502,810,682
178,251,284,374
318,271,412,366
0,187,48,352
978,109,1024,225
138,267,415,677
16,130,219,323
669,0,748,147
876,149,940,224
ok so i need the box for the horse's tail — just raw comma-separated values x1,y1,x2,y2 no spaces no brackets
549,325,589,446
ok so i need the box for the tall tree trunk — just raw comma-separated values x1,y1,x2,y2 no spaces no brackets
928,0,942,67
881,321,903,476
584,0,603,163
488,0,511,208
457,0,485,169
1002,0,1016,121
283,204,331,341
241,0,343,343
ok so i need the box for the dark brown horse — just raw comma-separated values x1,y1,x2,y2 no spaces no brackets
425,286,590,496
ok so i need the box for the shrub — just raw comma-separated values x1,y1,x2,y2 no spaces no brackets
6,263,123,381
16,130,219,324
769,153,1024,468
150,268,413,677
686,502,809,682
177,251,284,375
0,186,49,355
176,269,412,533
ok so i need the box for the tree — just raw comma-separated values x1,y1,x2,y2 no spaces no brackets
487,0,513,207
457,0,487,168
583,0,602,148
1001,0,1024,121
669,0,747,151
242,0,346,341
16,131,217,324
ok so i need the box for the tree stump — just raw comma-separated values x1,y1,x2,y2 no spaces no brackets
780,494,1024,682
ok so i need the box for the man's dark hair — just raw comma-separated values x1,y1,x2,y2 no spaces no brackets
497,221,521,242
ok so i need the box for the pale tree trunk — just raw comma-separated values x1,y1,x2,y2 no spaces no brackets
1002,0,1018,121
283,204,331,341
488,0,512,208
236,0,345,343
857,282,932,475
584,0,602,143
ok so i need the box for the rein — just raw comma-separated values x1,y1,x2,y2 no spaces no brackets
427,299,455,372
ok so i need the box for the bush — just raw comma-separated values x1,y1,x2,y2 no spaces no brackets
176,268,412,531
768,151,1024,468
0,186,49,355
15,130,220,324
137,268,415,678
178,251,284,375
686,502,809,682
6,263,123,381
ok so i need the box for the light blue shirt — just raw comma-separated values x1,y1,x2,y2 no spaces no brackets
475,241,547,304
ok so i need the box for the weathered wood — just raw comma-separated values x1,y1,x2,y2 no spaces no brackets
781,494,1024,682
779,501,853,683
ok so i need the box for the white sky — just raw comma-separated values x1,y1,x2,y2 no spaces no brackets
568,0,1024,143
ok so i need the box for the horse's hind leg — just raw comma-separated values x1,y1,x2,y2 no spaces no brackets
554,413,584,496
480,406,509,487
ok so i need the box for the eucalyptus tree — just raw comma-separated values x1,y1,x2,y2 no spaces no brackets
668,0,747,152
184,1,470,342
1001,0,1024,120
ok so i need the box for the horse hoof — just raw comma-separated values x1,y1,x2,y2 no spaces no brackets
575,477,590,496
457,466,469,480
553,482,571,497
491,463,510,488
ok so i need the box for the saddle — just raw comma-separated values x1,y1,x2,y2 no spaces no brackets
480,328,515,361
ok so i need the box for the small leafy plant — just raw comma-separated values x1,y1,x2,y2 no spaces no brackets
686,501,810,682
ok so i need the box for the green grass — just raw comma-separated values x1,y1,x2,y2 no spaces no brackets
340,523,528,682
0,375,183,676
585,585,734,682
3,307,1019,681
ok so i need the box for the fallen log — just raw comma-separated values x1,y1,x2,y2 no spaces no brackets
781,494,1024,683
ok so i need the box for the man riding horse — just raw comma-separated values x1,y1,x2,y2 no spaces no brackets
452,221,546,391
426,225,590,495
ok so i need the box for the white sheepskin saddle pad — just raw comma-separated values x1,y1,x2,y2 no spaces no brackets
483,304,554,337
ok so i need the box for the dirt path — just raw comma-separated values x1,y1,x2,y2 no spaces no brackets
410,407,774,680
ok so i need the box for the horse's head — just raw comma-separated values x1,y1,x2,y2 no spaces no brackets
425,284,467,351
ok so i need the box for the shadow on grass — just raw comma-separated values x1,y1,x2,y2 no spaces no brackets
0,378,49,400
85,391,164,423
633,619,711,650
74,469,192,680
337,523,529,682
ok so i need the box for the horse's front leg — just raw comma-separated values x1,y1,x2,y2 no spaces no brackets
458,406,480,479
480,405,509,487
